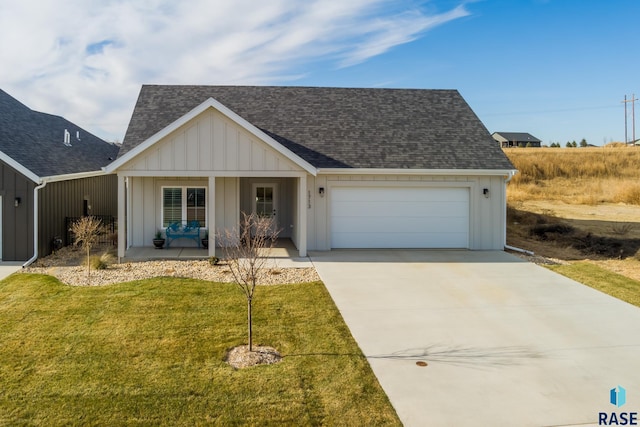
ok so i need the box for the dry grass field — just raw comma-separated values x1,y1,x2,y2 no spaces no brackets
504,147,640,281
507,146,640,205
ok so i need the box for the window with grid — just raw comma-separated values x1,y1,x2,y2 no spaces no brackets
162,187,206,227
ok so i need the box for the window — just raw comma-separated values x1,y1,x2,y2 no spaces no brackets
162,187,206,227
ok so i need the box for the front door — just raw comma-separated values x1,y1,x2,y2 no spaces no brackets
252,183,278,233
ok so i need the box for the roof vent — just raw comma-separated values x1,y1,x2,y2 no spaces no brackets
64,129,72,146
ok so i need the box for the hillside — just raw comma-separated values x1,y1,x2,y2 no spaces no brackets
503,147,640,280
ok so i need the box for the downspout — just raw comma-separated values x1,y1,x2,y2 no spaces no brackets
22,180,47,268
502,170,533,254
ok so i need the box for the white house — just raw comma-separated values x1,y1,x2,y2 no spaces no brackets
105,86,517,258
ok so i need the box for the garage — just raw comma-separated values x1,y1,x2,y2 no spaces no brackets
330,186,469,249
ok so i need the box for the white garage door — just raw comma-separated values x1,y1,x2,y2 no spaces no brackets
331,187,469,249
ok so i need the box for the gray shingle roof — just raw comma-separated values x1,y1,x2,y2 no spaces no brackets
0,89,119,179
120,85,514,170
492,132,541,143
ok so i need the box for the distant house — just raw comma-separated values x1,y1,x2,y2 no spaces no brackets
106,85,516,257
0,89,119,262
492,132,541,148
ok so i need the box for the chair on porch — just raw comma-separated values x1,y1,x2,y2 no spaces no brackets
165,221,202,248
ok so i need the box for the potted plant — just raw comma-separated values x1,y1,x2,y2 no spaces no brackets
201,231,209,249
153,230,165,249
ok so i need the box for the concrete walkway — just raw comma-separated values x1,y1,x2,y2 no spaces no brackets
310,250,640,427
0,262,23,281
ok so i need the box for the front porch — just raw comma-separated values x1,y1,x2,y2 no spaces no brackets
121,238,313,268
117,175,308,259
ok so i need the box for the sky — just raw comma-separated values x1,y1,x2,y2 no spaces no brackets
1,0,639,146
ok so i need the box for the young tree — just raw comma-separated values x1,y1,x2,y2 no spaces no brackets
70,216,104,282
218,212,280,351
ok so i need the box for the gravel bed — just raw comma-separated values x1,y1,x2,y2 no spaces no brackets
22,245,320,287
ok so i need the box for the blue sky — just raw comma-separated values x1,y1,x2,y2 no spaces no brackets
1,0,638,146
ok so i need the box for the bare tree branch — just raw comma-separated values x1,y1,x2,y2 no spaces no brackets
69,216,104,283
217,212,280,351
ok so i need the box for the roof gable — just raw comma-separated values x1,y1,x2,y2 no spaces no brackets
0,89,119,180
120,85,515,171
110,103,314,174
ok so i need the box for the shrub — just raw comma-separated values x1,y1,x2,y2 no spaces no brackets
529,223,574,240
208,256,220,266
89,252,115,270
611,223,634,236
613,184,640,205
89,256,107,270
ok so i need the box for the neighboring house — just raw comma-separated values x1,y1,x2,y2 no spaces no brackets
0,89,119,262
106,85,516,258
492,132,542,148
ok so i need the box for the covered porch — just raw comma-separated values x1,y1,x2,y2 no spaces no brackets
121,238,312,268
117,173,309,260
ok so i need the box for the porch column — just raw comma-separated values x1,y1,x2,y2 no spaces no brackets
297,174,307,257
117,173,126,260
208,176,216,257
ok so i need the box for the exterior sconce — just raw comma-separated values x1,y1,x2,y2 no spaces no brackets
14,197,21,207
319,187,325,197
483,188,489,198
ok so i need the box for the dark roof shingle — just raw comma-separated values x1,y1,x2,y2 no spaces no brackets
492,132,541,143
120,85,514,170
0,89,119,179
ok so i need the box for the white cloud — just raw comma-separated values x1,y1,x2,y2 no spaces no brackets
0,0,468,141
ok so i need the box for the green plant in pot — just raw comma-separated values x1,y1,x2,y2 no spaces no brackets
153,230,165,249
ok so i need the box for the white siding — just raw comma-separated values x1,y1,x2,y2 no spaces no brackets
122,110,304,173
306,174,507,251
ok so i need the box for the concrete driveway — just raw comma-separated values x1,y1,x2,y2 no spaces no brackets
309,250,640,427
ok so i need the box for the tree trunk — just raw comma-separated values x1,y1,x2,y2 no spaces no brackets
86,245,91,280
248,298,253,352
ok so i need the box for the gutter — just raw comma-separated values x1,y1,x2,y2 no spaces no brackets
21,169,107,268
505,169,518,182
40,169,109,183
504,244,534,256
317,168,519,176
22,180,47,268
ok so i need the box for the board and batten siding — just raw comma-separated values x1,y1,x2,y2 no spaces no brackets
120,109,304,173
0,160,35,260
305,174,507,251
38,174,118,257
128,176,240,247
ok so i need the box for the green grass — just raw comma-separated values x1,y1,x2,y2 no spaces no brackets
546,262,640,307
0,274,400,426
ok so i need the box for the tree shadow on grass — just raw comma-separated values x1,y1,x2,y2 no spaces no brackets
368,344,543,368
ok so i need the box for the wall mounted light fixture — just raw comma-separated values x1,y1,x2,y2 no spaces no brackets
14,197,21,207
319,187,325,197
483,188,490,198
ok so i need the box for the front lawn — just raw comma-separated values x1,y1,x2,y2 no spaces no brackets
546,262,640,308
0,274,400,426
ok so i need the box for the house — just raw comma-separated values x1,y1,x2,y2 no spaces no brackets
106,86,516,258
0,89,119,262
492,132,541,148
